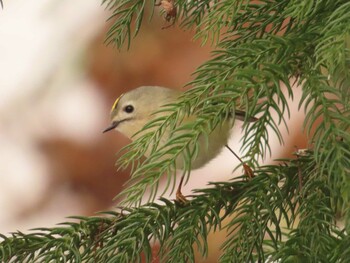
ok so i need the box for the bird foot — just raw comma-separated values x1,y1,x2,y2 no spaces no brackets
243,163,254,179
176,189,188,204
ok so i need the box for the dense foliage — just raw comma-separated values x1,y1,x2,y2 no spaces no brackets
1,0,349,262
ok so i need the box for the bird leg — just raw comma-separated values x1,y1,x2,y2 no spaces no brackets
225,145,254,179
176,174,188,203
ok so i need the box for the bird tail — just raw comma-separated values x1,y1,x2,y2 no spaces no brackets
234,110,258,122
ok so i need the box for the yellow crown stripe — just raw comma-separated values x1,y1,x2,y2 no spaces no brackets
111,93,124,112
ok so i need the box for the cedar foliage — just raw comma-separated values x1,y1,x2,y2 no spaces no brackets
1,0,349,262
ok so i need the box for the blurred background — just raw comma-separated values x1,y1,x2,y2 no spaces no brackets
0,0,307,261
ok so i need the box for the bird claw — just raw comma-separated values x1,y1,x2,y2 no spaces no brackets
243,163,254,179
175,189,188,204
175,175,188,204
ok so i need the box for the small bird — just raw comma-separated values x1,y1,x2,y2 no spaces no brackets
103,86,256,201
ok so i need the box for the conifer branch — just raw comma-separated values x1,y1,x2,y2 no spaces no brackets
2,156,336,262
0,0,349,262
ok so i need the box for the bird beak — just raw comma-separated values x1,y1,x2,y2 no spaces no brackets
103,121,118,133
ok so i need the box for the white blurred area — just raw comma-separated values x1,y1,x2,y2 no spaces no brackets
0,0,108,232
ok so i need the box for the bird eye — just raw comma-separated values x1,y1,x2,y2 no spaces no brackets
124,105,134,113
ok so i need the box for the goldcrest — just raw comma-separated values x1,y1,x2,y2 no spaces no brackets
103,86,255,169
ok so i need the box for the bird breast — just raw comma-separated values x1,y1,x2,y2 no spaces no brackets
129,118,232,170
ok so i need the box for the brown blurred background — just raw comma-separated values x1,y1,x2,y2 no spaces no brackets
0,1,307,261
